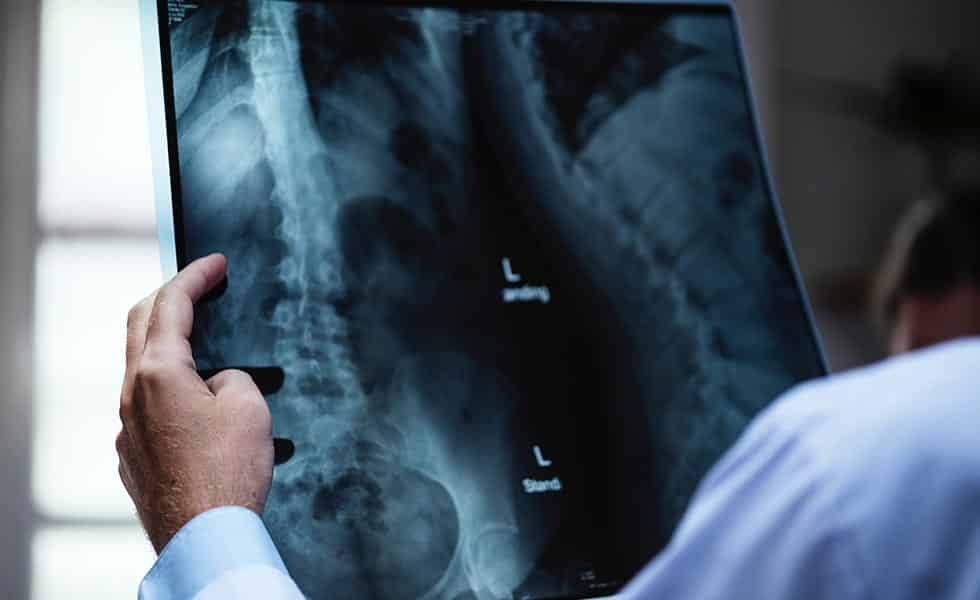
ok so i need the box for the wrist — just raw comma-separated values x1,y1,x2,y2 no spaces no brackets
148,496,264,555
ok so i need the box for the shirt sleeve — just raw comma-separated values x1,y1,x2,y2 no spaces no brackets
138,506,305,600
622,389,868,600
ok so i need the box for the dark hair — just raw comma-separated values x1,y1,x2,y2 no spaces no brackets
874,190,980,328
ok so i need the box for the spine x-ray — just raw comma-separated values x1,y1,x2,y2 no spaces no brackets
160,2,825,599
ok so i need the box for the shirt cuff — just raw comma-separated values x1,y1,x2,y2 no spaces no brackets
139,506,289,600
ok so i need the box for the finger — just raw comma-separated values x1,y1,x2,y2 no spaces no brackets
126,292,158,367
121,292,159,420
206,369,264,406
143,254,227,365
206,370,272,432
206,368,255,389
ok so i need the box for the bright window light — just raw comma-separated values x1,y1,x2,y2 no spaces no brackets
33,239,162,520
33,0,164,595
37,0,157,232
32,526,156,600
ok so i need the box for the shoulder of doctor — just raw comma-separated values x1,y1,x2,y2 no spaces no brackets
625,338,980,600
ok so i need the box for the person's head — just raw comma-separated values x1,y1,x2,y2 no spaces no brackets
874,191,980,355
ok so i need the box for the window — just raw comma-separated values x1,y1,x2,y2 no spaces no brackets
33,0,161,596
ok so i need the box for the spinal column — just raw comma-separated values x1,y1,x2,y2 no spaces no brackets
245,1,362,422
231,5,534,599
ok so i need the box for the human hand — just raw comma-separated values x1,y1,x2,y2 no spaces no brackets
116,254,274,554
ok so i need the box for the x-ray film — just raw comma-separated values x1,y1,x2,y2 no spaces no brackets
144,1,826,598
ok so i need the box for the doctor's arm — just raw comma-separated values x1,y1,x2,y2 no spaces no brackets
115,254,303,599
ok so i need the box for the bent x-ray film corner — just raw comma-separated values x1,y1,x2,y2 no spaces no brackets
146,1,825,599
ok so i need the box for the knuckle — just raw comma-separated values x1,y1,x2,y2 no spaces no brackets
135,357,177,388
213,369,254,391
155,285,178,304
230,369,257,389
115,430,127,456
155,286,187,312
214,369,270,419
126,294,155,331
126,304,143,330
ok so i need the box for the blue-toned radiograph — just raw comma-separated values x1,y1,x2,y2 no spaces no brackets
165,3,824,599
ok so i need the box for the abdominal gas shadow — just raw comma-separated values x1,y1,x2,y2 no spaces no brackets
198,255,552,468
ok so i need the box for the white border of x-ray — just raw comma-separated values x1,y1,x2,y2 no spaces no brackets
140,0,178,280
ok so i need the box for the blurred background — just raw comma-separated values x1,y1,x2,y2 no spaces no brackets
1,0,979,597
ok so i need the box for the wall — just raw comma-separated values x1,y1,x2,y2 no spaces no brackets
777,0,980,281
732,1,980,370
772,1,980,369
731,0,778,154
0,2,40,598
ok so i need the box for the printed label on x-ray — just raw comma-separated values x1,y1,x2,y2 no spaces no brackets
503,286,552,304
523,477,564,494
533,445,553,468
502,257,552,304
168,1,201,25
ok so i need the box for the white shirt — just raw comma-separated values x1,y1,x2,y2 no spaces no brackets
141,339,980,600
138,507,303,600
